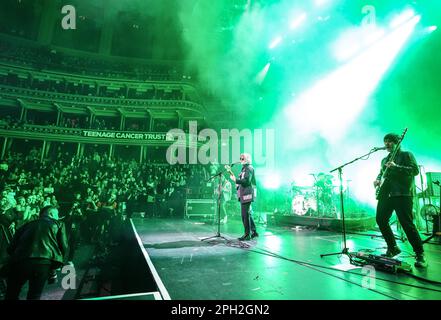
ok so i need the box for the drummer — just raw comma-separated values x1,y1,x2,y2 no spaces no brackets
315,173,333,190
315,173,334,205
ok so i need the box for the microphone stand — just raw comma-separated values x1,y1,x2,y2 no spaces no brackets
320,147,383,259
201,170,229,242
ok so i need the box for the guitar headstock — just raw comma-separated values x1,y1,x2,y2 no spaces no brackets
399,128,408,142
390,128,408,155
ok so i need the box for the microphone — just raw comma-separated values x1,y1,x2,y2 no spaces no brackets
230,162,241,167
372,146,387,151
433,180,440,186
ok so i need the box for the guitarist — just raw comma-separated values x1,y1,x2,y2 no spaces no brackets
373,133,427,268
227,153,258,241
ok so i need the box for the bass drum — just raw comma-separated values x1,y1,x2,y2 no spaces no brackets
291,195,317,216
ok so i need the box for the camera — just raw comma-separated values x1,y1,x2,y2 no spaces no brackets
47,270,58,284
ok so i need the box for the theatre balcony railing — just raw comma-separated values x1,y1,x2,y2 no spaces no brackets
0,61,201,104
0,85,205,114
0,123,197,147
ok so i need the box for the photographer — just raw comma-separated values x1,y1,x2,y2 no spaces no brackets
4,205,68,300
99,193,118,243
82,193,100,243
64,201,84,265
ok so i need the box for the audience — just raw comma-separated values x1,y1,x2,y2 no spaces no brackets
0,147,215,299
0,148,212,241
0,35,204,300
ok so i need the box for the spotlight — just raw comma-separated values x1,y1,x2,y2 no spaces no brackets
389,9,415,28
262,172,281,190
290,13,307,30
314,0,329,7
269,36,283,49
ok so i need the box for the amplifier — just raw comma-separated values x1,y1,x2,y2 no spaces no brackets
426,172,441,197
185,199,216,219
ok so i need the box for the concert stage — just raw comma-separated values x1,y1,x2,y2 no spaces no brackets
21,214,441,301
129,216,441,300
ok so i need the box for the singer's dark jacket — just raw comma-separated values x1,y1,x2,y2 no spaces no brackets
235,164,256,204
376,149,419,198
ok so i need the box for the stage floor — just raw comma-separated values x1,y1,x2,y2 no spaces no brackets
133,216,441,300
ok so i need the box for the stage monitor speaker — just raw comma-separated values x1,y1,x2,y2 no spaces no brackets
426,172,441,197
185,199,216,219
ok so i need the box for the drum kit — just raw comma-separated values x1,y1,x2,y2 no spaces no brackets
289,173,339,217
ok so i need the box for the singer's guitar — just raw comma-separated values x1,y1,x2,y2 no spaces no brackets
224,164,257,199
375,128,408,200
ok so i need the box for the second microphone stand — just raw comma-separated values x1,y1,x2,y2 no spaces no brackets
201,171,229,242
320,147,383,259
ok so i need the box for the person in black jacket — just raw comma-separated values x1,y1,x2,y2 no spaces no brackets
4,205,68,300
229,153,258,241
373,133,426,268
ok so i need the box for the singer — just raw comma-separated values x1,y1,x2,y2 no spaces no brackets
228,153,258,241
373,133,427,267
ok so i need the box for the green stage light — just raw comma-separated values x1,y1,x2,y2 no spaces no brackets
284,14,421,144
262,172,281,190
289,168,315,188
290,12,307,30
274,13,421,209
314,0,330,7
269,36,283,49
255,62,271,85
332,27,386,62
389,8,415,28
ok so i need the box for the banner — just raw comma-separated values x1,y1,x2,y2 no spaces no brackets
82,130,173,141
